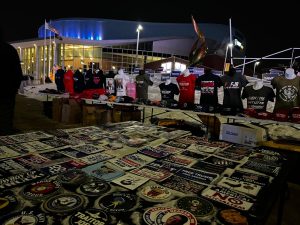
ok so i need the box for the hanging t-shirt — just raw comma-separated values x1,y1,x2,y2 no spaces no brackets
271,76,300,111
114,74,130,96
126,82,136,99
84,69,94,89
159,83,179,101
176,74,197,107
106,78,115,94
221,74,248,112
242,85,275,111
135,74,153,99
196,72,222,106
55,69,65,92
92,70,105,89
63,70,74,94
73,70,85,93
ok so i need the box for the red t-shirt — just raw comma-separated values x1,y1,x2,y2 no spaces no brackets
176,74,197,106
63,70,74,94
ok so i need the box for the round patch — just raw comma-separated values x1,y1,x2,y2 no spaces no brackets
22,180,61,200
143,207,172,225
140,185,172,202
0,192,18,215
69,208,109,225
78,180,111,197
155,208,197,225
0,210,47,225
217,209,248,225
97,192,137,213
43,193,85,215
177,196,215,219
58,169,87,187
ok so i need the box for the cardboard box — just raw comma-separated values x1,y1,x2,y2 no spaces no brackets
121,110,141,122
96,109,112,125
52,98,64,122
61,99,82,124
82,104,107,125
219,123,267,147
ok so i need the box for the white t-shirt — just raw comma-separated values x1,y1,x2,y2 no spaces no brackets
114,74,130,96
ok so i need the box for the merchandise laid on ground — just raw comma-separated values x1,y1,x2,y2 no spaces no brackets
0,121,287,225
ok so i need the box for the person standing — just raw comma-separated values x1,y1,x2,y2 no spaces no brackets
0,28,23,135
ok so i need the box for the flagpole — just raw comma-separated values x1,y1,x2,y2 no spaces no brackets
229,18,233,65
43,20,46,84
48,30,52,80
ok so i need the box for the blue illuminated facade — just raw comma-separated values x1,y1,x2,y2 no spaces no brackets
38,18,246,46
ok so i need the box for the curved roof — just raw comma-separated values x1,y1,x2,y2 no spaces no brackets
38,18,245,44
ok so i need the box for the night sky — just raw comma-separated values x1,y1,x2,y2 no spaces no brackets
0,2,299,59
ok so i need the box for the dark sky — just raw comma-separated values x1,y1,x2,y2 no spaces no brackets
0,1,299,58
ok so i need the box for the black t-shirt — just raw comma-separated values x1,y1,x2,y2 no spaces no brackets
73,70,85,93
196,72,222,106
159,83,179,101
242,85,275,111
135,73,153,99
221,74,248,110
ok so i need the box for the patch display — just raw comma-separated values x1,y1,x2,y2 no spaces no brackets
143,207,172,225
43,193,85,214
69,209,109,225
39,150,72,162
103,141,124,150
82,162,125,181
80,152,114,164
201,186,254,211
17,141,53,152
187,144,219,154
78,179,111,197
0,191,18,215
109,157,141,171
230,170,270,186
163,140,190,149
139,185,172,202
191,161,226,174
0,146,20,159
203,156,239,169
96,192,138,213
0,210,47,225
160,175,207,195
155,207,197,225
147,160,183,173
112,173,149,190
57,169,87,187
72,144,105,154
40,160,87,175
241,160,281,176
248,153,283,166
14,154,50,168
58,147,89,158
131,166,172,182
217,177,262,197
0,170,45,190
216,147,250,161
176,135,204,145
154,144,183,154
163,154,195,166
176,167,218,185
124,153,156,165
138,146,170,158
180,150,207,159
176,196,215,220
217,209,249,225
0,159,30,176
22,180,61,200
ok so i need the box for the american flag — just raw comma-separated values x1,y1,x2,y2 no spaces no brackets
45,22,59,35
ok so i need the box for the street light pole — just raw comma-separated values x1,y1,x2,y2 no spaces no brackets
223,43,233,75
135,24,143,67
253,61,260,77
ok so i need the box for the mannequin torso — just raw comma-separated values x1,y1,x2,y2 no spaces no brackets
183,69,191,77
165,79,171,85
285,68,296,79
253,80,264,90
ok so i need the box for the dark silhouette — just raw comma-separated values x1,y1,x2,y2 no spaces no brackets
0,27,23,135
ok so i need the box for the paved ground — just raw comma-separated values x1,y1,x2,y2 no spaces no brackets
13,94,300,225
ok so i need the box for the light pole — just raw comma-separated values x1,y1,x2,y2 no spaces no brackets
253,61,260,77
135,24,143,67
223,43,233,75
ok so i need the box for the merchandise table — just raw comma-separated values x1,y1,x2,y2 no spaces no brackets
0,121,289,225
